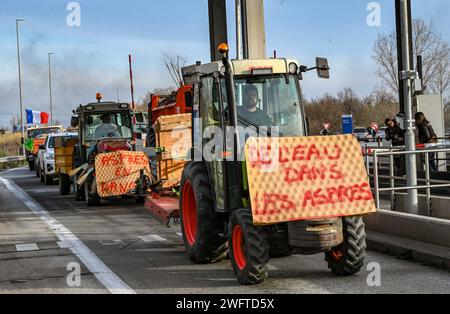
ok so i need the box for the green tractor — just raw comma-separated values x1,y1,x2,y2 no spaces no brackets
179,45,369,285
71,96,149,206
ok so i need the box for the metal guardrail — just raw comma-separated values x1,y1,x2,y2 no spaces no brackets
367,147,450,216
0,156,26,164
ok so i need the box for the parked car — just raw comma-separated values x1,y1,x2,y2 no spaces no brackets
38,132,78,185
353,127,372,142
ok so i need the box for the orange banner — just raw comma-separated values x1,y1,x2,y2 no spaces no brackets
95,151,151,198
245,135,376,225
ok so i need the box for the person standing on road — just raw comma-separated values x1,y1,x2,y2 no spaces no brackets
415,112,438,172
385,118,406,175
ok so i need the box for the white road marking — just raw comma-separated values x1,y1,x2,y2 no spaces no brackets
176,233,183,237
0,167,27,175
100,240,125,246
16,243,39,252
57,241,72,249
138,234,168,243
0,177,136,295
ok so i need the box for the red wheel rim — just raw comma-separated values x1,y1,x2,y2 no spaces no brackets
330,247,344,261
233,225,247,270
182,181,197,246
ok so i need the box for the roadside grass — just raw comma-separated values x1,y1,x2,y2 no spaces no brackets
0,133,26,170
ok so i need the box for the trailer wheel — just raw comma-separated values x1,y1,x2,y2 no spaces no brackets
180,162,228,264
59,174,71,195
28,160,35,171
85,178,101,207
325,216,367,276
229,209,270,285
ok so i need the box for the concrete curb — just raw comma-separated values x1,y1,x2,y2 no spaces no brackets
364,210,450,270
367,231,450,270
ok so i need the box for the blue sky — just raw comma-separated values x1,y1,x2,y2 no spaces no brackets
0,0,449,128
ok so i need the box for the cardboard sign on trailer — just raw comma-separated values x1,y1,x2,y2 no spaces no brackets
95,151,152,198
245,135,377,225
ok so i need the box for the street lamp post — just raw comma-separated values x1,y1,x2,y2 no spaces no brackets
48,52,55,125
16,18,25,155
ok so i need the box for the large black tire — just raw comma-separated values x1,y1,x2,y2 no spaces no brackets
85,178,101,207
28,160,35,171
180,162,228,264
325,216,367,276
229,209,270,285
59,174,71,195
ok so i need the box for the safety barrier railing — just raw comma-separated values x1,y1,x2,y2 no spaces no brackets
0,156,26,164
368,148,450,215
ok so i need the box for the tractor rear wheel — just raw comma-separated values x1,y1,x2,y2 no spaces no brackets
229,209,270,285
325,216,367,276
59,174,71,195
180,162,228,264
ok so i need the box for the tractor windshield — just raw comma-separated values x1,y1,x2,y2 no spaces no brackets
84,111,133,142
234,74,304,137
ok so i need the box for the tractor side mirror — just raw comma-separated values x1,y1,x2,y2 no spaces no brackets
316,57,330,79
71,116,79,128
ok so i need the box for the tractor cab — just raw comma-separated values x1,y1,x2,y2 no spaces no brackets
71,97,134,165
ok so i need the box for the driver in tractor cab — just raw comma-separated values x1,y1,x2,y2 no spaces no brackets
94,114,131,139
238,84,273,127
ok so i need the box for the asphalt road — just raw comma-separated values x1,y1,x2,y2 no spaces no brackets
0,167,449,294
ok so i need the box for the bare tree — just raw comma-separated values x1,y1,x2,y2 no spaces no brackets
163,53,187,88
373,19,450,97
305,87,398,135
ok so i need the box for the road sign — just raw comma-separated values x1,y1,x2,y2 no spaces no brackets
342,115,353,135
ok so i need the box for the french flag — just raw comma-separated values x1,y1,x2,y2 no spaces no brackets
26,109,50,125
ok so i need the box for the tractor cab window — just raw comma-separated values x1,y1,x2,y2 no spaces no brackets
200,77,222,128
84,112,133,142
234,74,304,137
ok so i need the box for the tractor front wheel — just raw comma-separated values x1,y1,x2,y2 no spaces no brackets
180,162,228,264
229,209,270,285
325,216,367,276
